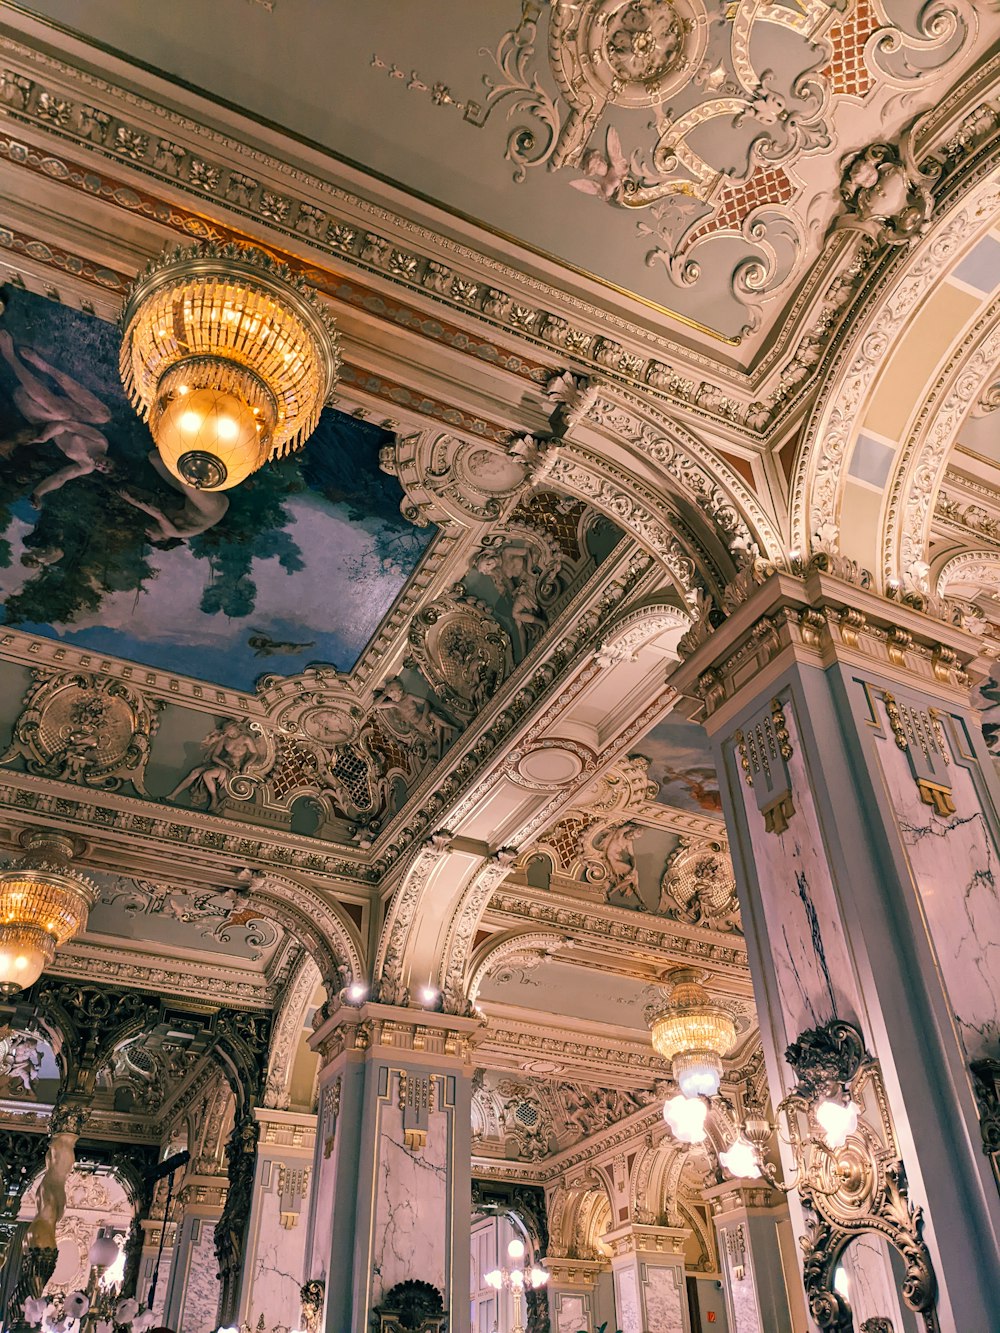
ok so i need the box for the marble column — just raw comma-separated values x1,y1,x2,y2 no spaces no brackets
135,1216,174,1325
236,1108,316,1332
543,1257,605,1333
602,1223,691,1333
161,1176,226,1333
703,1181,804,1333
303,1002,477,1333
672,567,1000,1330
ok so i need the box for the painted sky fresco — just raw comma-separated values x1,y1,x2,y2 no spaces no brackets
0,287,433,691
630,716,723,818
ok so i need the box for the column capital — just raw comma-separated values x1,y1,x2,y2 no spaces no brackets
542,1256,607,1287
309,1000,481,1068
601,1222,690,1258
673,568,989,731
702,1179,785,1217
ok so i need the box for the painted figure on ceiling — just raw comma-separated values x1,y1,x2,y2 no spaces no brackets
120,449,230,541
0,330,113,503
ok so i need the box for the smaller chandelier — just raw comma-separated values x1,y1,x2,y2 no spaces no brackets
120,243,340,491
0,833,97,995
646,966,737,1098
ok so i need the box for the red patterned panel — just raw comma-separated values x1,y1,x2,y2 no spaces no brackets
822,0,878,99
686,165,795,245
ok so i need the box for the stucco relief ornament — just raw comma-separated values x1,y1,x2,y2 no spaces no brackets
407,586,513,720
658,838,741,932
1,671,160,794
165,717,275,811
835,135,939,247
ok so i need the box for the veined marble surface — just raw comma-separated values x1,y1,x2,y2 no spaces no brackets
306,1118,338,1282
178,1219,219,1333
642,1263,686,1333
874,706,1000,1062
840,1232,908,1329
554,1292,587,1333
243,1157,308,1333
722,1225,762,1333
372,1080,449,1301
736,709,861,1055
614,1266,641,1333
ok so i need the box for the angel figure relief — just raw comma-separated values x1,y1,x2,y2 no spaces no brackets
371,676,454,761
569,126,630,204
591,820,648,911
166,718,271,811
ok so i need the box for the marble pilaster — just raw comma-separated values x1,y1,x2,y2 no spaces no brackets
161,1177,225,1333
304,1002,478,1333
602,1224,691,1333
672,568,1000,1331
543,1257,605,1333
236,1109,316,1333
703,1181,803,1333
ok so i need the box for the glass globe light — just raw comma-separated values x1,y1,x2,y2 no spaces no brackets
507,1238,525,1261
88,1236,120,1269
152,380,271,490
719,1137,762,1179
815,1097,860,1150
663,1093,708,1144
647,968,736,1100
509,1270,524,1290
529,1268,548,1289
484,1271,502,1291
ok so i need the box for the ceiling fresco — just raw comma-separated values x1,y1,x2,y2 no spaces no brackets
630,715,723,817
0,287,433,692
18,0,982,341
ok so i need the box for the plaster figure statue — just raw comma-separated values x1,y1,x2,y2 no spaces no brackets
0,330,112,502
372,677,453,755
120,450,230,541
593,821,647,910
166,719,269,810
25,1128,78,1249
1,1032,43,1093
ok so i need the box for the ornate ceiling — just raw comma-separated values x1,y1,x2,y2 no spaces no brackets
0,0,998,1226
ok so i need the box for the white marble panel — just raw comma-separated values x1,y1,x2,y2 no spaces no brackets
614,1265,640,1333
371,1082,449,1301
306,1094,339,1281
874,710,1000,1061
245,1159,308,1332
728,1266,762,1333
840,1232,907,1330
178,1219,220,1333
736,709,861,1049
554,1292,586,1333
641,1263,685,1333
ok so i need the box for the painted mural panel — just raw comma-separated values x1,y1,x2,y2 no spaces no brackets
630,717,723,818
0,288,433,691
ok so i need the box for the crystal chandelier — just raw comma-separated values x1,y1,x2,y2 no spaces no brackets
646,966,737,1098
120,242,340,491
0,833,97,995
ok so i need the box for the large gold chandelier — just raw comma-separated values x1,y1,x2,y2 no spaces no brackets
0,833,97,996
646,966,737,1099
120,243,340,491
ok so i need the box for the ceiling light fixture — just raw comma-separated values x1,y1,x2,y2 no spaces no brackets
120,242,340,491
646,966,737,1098
0,833,97,996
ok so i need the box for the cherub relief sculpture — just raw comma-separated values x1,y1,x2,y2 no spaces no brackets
371,677,454,761
591,821,647,910
0,1030,44,1094
166,719,272,811
836,134,939,247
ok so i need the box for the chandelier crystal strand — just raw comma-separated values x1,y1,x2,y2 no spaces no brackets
0,833,98,995
120,243,340,490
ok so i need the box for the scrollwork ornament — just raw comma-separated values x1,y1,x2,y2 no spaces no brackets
0,670,161,793
407,586,512,720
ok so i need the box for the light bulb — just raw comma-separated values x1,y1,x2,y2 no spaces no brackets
719,1138,761,1179
509,1270,524,1289
676,1060,722,1099
663,1093,708,1144
507,1237,525,1261
347,982,367,1003
484,1270,502,1291
178,410,203,433
420,985,439,1007
529,1267,549,1288
815,1098,859,1149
